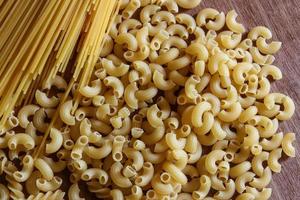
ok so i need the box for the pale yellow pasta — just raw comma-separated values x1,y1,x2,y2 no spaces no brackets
0,184,9,200
268,148,282,173
169,149,188,170
251,151,269,177
282,132,296,157
84,139,112,160
255,78,271,99
13,155,34,182
214,179,235,200
77,108,98,126
135,162,154,187
196,8,225,31
236,193,255,200
0,2,296,199
168,71,188,87
34,158,54,181
152,11,176,25
110,116,123,129
81,168,108,185
167,24,189,39
27,190,65,200
221,86,238,109
250,47,275,65
192,175,211,200
111,117,131,135
68,183,84,200
256,37,282,55
187,142,203,164
243,125,259,148
123,82,138,109
102,58,129,77
112,135,126,161
219,31,242,49
175,0,202,9
258,64,282,80
154,138,168,153
150,30,169,51
35,90,59,108
119,18,142,34
212,140,228,151
182,165,199,191
184,75,200,100
103,76,124,98
152,48,179,65
146,21,168,37
42,157,66,173
165,130,186,150
157,96,171,119
145,189,158,200
239,106,258,123
167,54,193,72
59,100,75,126
45,128,63,154
249,167,272,189
248,26,272,40
110,162,132,188
246,187,272,200
152,70,176,91
237,39,253,51
116,33,138,51
140,5,160,23
122,0,141,19
163,161,188,185
151,173,173,195
191,102,212,128
79,79,102,98
205,150,226,174
36,176,62,192
207,52,230,75
184,133,198,153
125,185,143,200
229,161,252,178
100,35,114,57
210,119,227,140
218,102,242,122
42,75,67,90
123,147,144,171
225,10,246,33
32,108,51,132
176,13,196,33
185,43,209,62
121,165,136,178
260,132,283,151
235,172,256,194
232,62,253,85
71,136,88,160
17,104,40,129
141,123,165,145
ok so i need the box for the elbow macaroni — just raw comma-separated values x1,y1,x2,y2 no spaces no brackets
0,3,296,200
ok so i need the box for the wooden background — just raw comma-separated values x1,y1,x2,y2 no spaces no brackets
189,0,300,199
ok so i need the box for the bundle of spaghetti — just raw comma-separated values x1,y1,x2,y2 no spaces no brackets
0,0,120,131
32,0,121,158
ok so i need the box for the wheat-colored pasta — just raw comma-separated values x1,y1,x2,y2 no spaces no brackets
0,1,296,199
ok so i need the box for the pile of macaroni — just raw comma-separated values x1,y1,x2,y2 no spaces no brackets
0,0,296,199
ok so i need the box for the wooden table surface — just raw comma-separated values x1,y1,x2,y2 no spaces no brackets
188,0,300,199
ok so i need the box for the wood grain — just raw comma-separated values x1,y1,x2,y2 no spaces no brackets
189,0,300,199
